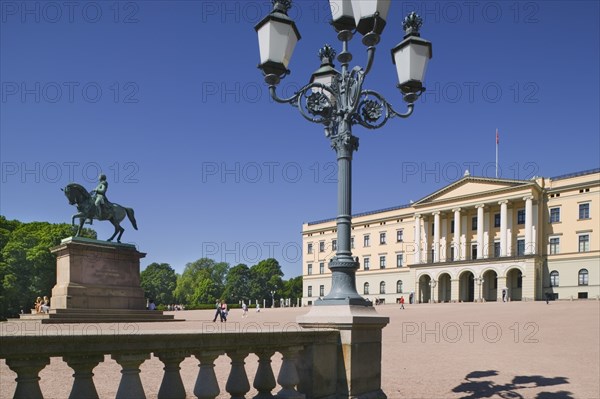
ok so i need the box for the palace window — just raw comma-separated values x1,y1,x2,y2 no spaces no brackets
451,220,455,234
396,280,403,293
332,239,337,251
550,270,559,287
450,246,455,261
307,243,313,254
397,229,404,242
364,282,370,295
579,203,590,219
307,264,312,275
319,262,325,274
364,235,370,247
307,286,312,297
494,213,501,228
579,235,590,252
319,285,325,296
379,281,386,294
578,269,589,286
380,232,387,245
517,209,526,225
471,244,478,260
319,241,325,252
351,236,355,249
380,256,386,269
396,254,404,267
431,223,435,236
472,216,477,231
517,239,525,256
549,237,560,254
550,207,560,223
494,242,501,257
364,257,370,270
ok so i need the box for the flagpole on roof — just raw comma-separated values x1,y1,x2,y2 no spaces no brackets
495,128,499,178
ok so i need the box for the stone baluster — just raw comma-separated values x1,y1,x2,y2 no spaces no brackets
156,351,188,399
253,350,276,399
64,354,104,399
112,353,150,399
5,357,50,399
226,350,251,399
193,351,223,399
276,347,305,399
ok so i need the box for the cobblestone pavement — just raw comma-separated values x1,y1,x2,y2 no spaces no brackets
1,300,598,399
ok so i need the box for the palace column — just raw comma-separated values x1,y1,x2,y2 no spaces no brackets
476,204,484,259
524,196,533,255
499,201,508,257
414,214,421,264
452,208,461,261
433,212,440,262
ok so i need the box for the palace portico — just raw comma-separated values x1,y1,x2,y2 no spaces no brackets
302,168,599,304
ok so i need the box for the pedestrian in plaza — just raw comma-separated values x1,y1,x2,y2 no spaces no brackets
242,301,248,317
212,299,221,322
220,300,228,322
399,296,405,309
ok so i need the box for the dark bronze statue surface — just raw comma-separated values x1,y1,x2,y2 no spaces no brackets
62,175,138,242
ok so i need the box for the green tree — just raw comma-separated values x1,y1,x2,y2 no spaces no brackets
223,263,251,302
173,258,229,306
282,275,303,304
249,258,284,305
0,217,95,319
140,262,177,306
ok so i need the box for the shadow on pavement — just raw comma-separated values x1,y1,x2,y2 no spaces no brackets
452,370,572,399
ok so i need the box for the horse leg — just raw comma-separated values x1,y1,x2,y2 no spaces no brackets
76,218,85,237
117,226,125,243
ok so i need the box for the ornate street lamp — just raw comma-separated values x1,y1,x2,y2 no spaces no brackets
255,0,433,307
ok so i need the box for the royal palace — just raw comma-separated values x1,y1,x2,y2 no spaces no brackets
302,168,600,304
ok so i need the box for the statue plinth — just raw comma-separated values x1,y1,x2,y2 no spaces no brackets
20,237,180,323
51,237,147,310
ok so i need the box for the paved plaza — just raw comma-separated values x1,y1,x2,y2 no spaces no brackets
1,300,598,399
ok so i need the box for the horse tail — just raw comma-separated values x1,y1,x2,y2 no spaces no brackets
126,208,138,230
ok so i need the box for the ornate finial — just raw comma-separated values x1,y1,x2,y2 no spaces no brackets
272,0,292,14
318,45,336,65
403,12,423,37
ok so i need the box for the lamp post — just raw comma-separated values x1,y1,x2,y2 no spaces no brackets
476,276,484,302
255,0,432,307
270,290,276,308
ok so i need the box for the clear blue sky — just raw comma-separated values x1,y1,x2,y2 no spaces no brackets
1,1,599,278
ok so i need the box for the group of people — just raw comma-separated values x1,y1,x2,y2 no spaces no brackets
34,296,50,314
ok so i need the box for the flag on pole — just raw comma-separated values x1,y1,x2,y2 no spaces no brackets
495,128,499,178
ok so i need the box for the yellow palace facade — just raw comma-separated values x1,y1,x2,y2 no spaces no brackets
302,168,600,304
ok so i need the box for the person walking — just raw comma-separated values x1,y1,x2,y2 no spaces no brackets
212,300,221,322
219,300,228,322
242,301,248,317
400,296,405,310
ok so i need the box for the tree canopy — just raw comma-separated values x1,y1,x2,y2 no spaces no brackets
0,216,95,319
140,262,177,306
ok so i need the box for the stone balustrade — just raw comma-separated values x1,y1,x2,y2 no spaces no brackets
0,329,342,399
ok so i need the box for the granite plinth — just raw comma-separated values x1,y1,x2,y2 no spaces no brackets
21,237,178,323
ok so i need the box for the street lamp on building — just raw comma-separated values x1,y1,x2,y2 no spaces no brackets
256,0,433,306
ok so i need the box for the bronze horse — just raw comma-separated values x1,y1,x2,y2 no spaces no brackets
63,183,138,242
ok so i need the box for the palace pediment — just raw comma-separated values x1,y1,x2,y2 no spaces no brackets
415,177,533,205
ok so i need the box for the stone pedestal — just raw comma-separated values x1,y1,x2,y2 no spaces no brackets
51,237,146,310
21,237,179,323
297,305,389,399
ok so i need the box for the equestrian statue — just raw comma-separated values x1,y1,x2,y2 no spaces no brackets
62,174,138,242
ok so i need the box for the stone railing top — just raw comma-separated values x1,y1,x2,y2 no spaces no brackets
0,329,339,359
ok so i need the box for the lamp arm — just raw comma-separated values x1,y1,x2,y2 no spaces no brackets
387,101,415,119
269,85,299,104
363,46,376,76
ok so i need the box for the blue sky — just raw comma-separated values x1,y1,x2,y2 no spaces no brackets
1,1,599,278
